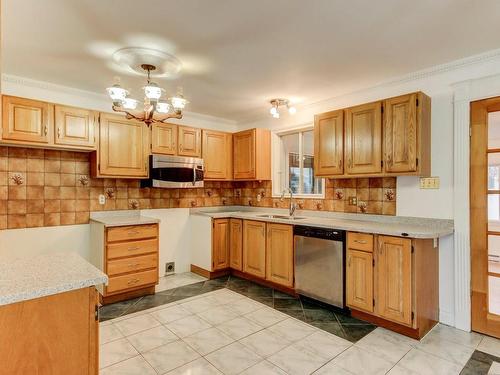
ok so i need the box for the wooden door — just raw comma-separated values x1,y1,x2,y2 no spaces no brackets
345,101,382,175
376,236,412,326
233,129,256,179
471,97,500,338
1,95,53,144
346,249,374,313
178,126,201,157
54,105,97,148
0,287,98,375
314,110,344,176
98,113,149,178
266,223,294,287
212,219,230,271
151,123,177,155
203,130,232,179
229,219,243,270
243,220,266,278
384,93,418,173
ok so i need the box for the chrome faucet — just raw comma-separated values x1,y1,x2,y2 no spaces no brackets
280,188,297,218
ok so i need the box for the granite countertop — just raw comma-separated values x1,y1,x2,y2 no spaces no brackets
191,206,454,239
0,252,108,306
90,211,160,227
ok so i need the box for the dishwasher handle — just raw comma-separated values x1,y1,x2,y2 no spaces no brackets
294,226,345,242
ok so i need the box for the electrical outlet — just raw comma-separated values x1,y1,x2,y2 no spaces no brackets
98,194,106,205
420,177,440,189
165,262,175,276
348,196,357,206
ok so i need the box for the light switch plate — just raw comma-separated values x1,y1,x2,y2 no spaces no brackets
420,177,440,189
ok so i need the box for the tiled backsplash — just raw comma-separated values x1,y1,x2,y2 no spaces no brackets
0,146,396,229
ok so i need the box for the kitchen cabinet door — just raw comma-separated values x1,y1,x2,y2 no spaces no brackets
203,129,232,180
212,219,230,271
95,113,149,178
314,110,344,176
243,220,266,278
54,105,97,148
178,125,201,157
233,128,271,180
229,219,243,271
151,123,177,155
376,235,412,326
345,101,382,175
266,223,294,287
1,95,53,144
346,249,373,313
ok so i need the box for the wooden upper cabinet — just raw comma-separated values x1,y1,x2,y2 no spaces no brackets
212,219,230,271
376,235,412,326
1,95,53,144
151,123,177,155
233,128,271,180
242,220,266,278
346,249,373,313
384,92,431,176
202,129,233,180
229,219,243,271
54,105,97,148
94,113,149,178
178,125,201,157
266,223,294,287
314,110,344,176
345,101,382,175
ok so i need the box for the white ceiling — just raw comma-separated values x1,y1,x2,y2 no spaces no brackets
3,0,500,122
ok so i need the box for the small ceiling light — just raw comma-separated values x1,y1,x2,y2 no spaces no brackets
269,98,297,119
106,77,128,104
156,100,171,114
122,97,138,110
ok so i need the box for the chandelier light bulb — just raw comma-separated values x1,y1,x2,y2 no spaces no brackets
272,112,280,119
270,106,278,115
144,82,162,100
171,95,188,110
122,97,138,110
156,101,171,114
106,84,128,103
288,106,297,115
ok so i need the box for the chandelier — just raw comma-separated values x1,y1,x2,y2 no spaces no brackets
106,63,188,126
269,98,296,119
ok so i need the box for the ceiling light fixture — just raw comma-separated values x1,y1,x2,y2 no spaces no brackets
269,98,296,119
106,63,188,126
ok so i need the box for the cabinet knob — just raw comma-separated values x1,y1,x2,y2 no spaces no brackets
44,126,48,135
57,128,61,138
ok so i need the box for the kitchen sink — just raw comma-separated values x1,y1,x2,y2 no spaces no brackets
256,214,307,220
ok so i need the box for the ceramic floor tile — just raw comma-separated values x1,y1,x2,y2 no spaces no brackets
165,357,222,375
210,289,245,304
126,325,178,353
479,336,500,358
197,305,240,325
183,327,234,356
267,318,317,342
393,348,463,375
417,332,476,366
100,355,157,375
100,323,124,345
427,324,483,349
268,342,331,375
114,314,161,336
180,296,220,314
244,307,288,327
205,341,262,375
489,361,500,374
166,315,213,338
228,297,264,315
99,338,139,369
142,340,200,374
355,327,414,363
296,331,351,361
313,361,354,375
216,316,264,340
240,360,288,375
150,304,193,324
332,346,395,375
239,328,292,358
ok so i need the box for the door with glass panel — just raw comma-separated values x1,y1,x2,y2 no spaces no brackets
471,97,500,338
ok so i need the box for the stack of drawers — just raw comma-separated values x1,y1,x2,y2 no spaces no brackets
103,224,159,302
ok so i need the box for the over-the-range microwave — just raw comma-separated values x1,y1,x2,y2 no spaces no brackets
140,154,204,188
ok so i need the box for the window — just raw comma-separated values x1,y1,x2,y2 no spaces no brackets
275,128,324,197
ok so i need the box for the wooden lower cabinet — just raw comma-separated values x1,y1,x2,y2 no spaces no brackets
242,220,267,278
212,219,230,271
0,287,98,375
346,249,373,313
229,219,243,270
266,223,294,287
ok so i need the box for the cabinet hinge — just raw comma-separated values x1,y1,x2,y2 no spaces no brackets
381,160,383,168
372,259,375,267
381,105,384,114
416,98,419,107
411,245,415,253
416,158,419,167
98,163,100,171
373,299,375,307
411,311,415,321
95,305,99,321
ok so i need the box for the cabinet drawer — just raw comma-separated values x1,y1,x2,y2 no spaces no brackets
107,239,157,260
107,269,158,294
107,224,157,242
347,232,373,252
107,253,158,276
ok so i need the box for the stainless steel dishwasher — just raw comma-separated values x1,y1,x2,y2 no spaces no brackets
294,226,345,308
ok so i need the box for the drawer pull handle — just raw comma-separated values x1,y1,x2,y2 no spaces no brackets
127,278,140,285
127,231,140,235
128,263,140,268
354,240,367,244
128,246,140,251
